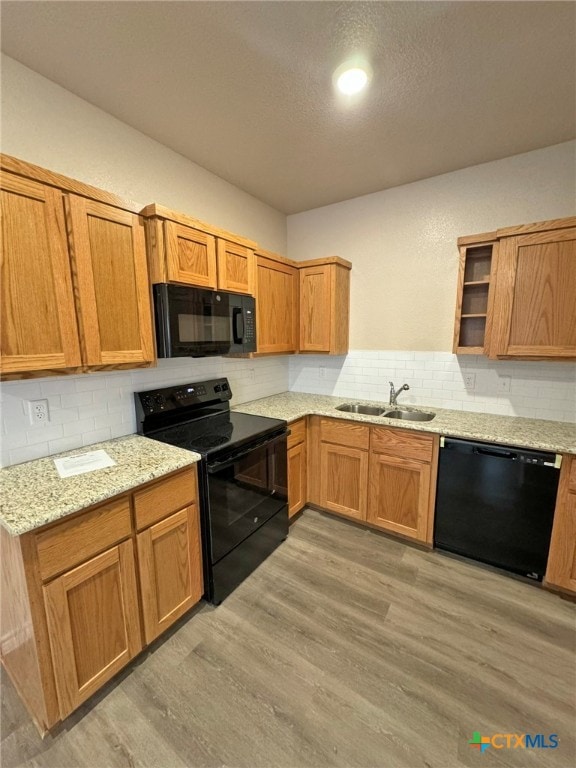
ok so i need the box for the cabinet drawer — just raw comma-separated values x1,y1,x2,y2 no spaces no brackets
35,497,132,581
371,427,434,463
134,469,198,530
320,418,370,450
287,418,306,449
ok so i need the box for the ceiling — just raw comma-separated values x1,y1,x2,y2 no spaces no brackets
1,1,575,214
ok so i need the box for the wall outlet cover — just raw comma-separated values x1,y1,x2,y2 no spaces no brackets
497,376,512,393
27,399,50,425
463,373,476,389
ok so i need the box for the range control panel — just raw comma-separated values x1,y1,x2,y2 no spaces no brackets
135,377,232,421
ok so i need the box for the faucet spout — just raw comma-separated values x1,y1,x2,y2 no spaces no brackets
389,381,410,406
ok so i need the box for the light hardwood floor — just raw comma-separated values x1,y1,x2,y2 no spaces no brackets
2,509,575,768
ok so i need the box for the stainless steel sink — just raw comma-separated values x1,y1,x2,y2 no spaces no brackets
383,409,435,422
335,403,386,416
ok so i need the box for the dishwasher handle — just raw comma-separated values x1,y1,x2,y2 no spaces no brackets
473,446,516,460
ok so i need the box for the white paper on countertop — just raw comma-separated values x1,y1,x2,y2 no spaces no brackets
54,449,117,478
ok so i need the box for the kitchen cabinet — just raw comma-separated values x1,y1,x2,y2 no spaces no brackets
307,416,437,544
368,428,438,544
142,204,257,296
298,257,351,355
43,540,142,719
453,216,576,360
0,155,155,379
287,418,307,518
0,172,82,374
316,418,370,521
134,471,203,644
545,455,576,595
254,250,299,355
0,467,202,733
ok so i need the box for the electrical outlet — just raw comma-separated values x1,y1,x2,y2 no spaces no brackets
27,399,50,425
497,375,511,393
463,373,476,389
319,366,326,380
248,367,255,383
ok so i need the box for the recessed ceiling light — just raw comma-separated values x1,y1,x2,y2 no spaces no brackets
333,61,372,96
336,67,369,95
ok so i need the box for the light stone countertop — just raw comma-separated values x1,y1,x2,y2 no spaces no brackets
0,435,200,536
233,392,576,455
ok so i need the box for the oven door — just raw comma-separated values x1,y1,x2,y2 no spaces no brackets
206,432,288,564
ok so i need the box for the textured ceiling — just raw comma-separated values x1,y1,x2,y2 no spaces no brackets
1,1,575,214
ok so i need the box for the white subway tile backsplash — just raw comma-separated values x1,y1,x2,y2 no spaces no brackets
289,350,576,424
1,349,574,469
0,355,290,467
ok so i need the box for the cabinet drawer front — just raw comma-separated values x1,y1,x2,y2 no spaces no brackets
287,418,306,449
36,498,132,581
134,469,198,530
320,418,370,450
371,427,434,462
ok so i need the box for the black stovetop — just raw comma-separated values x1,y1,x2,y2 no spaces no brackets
135,378,287,458
148,410,286,457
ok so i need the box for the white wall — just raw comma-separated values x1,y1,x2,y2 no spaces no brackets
0,55,287,253
287,141,576,351
287,143,576,424
0,55,291,467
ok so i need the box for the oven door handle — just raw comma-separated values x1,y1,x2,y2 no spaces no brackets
207,430,289,473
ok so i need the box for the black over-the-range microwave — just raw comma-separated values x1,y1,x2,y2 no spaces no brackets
153,283,257,357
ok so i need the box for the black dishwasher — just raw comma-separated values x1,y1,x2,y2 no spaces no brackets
434,438,560,580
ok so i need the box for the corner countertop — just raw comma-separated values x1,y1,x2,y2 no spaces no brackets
233,392,576,455
0,435,201,536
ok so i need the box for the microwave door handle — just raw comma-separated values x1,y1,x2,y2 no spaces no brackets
232,307,244,344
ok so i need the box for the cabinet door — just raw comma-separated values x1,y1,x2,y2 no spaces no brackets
43,540,142,719
256,256,298,354
320,442,368,520
164,221,217,288
299,265,331,352
0,173,81,374
288,442,307,518
137,505,203,645
491,227,576,358
217,239,255,295
66,195,154,367
368,452,431,542
545,457,576,594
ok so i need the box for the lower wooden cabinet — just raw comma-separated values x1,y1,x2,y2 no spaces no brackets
288,418,307,518
43,541,142,719
307,416,438,544
367,453,432,542
137,505,203,643
545,455,576,594
320,442,368,520
0,466,202,733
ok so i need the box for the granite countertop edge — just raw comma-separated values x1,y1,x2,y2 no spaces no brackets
0,435,201,537
232,392,576,455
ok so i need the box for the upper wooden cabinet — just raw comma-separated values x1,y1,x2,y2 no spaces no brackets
453,216,576,360
142,204,257,296
254,250,299,355
0,155,155,379
0,173,82,374
298,257,352,355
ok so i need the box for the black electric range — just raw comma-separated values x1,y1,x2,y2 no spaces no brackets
135,378,289,604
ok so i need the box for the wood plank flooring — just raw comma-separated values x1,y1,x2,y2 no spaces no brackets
2,509,575,768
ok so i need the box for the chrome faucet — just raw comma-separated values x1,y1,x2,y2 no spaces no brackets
389,381,410,406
